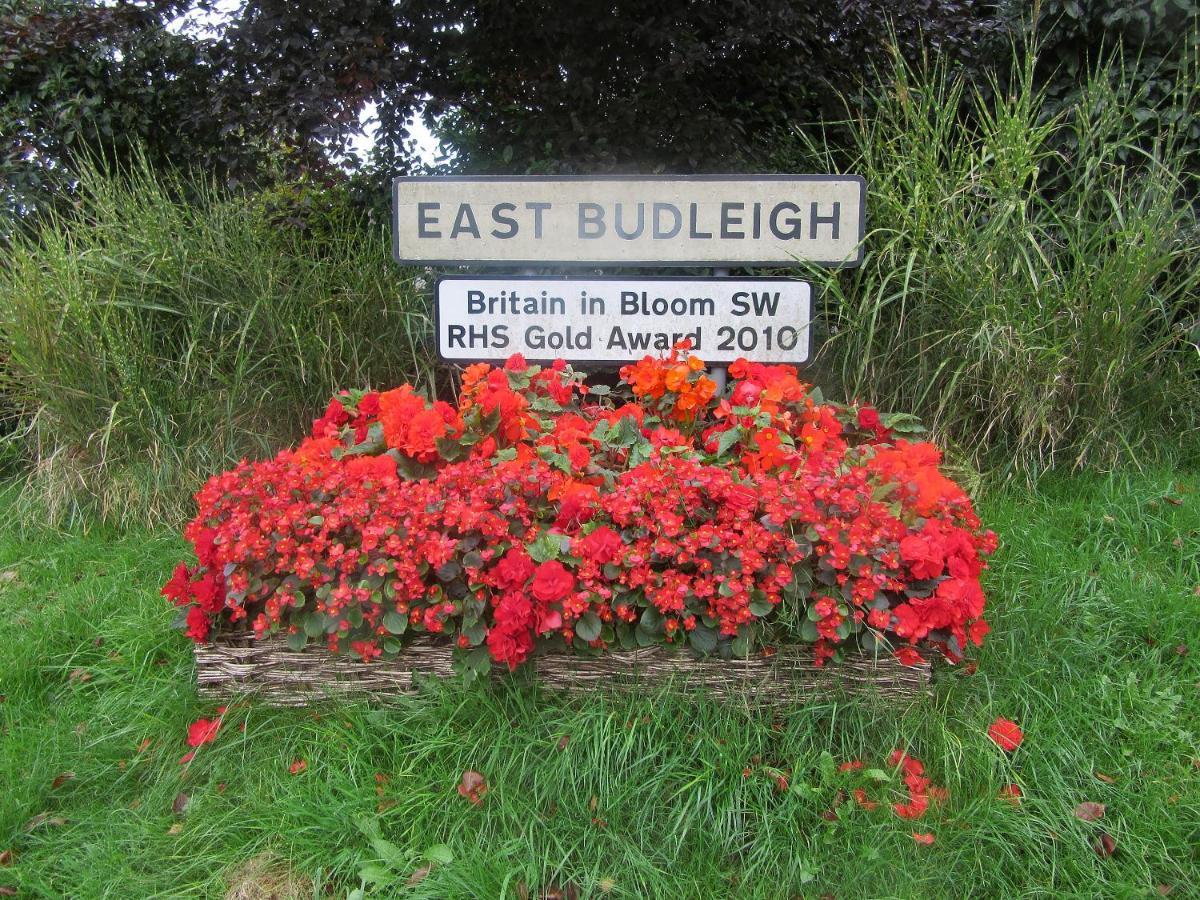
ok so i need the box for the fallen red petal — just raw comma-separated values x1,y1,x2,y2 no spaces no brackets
457,770,488,805
987,717,1023,752
186,717,221,748
852,788,878,811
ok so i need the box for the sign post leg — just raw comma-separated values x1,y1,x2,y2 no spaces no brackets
709,267,730,393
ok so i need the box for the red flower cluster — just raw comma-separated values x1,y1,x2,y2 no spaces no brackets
843,749,947,832
179,713,223,764
889,749,936,819
164,348,995,676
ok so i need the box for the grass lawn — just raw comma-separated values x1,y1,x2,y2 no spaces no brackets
0,469,1197,898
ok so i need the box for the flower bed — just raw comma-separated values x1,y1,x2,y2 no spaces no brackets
166,344,995,699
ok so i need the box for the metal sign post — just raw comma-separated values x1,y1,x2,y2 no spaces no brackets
710,265,730,392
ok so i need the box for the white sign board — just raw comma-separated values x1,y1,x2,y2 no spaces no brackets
436,276,811,365
395,175,864,267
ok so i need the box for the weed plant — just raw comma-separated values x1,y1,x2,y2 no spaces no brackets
0,162,436,526
782,49,1200,478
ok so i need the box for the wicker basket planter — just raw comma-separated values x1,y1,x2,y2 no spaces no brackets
195,629,932,707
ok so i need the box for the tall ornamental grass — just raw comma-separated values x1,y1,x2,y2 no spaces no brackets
0,163,436,527
786,51,1200,478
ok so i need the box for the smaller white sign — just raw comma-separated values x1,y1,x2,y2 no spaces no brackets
436,276,811,365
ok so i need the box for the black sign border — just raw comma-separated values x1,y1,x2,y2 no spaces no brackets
394,174,866,268
433,274,813,367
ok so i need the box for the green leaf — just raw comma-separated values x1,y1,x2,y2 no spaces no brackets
462,621,486,646
789,780,820,799
714,426,742,456
616,624,637,650
370,837,405,867
436,436,469,462
304,613,327,638
589,384,611,396
749,595,774,617
879,412,927,434
286,630,307,651
688,623,718,654
342,421,385,456
357,864,393,886
575,611,602,642
526,530,562,563
800,619,819,642
382,610,408,635
863,768,891,782
353,818,407,868
466,645,492,675
530,395,562,412
730,633,750,657
425,844,454,864
479,405,502,434
610,415,641,448
817,750,836,784
539,449,572,474
388,451,439,481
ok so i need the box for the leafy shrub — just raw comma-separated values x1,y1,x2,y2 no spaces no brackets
778,50,1200,477
0,162,436,526
1018,0,1200,172
163,349,995,678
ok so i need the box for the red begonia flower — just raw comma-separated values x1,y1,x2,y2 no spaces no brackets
530,560,575,604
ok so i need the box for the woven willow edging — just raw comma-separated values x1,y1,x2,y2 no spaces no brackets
195,630,932,707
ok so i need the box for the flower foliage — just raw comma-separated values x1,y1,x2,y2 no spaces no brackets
163,345,996,679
